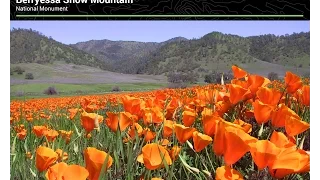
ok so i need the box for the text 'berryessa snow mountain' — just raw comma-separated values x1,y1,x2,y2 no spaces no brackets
16,0,133,6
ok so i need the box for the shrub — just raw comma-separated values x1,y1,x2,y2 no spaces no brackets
25,73,34,80
111,86,121,92
268,72,279,81
14,66,25,75
15,91,24,97
204,71,233,84
75,90,83,94
44,86,58,95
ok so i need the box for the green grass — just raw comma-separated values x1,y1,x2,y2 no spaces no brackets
10,83,167,99
10,62,167,86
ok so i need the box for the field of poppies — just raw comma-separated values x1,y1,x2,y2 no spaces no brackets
10,66,310,180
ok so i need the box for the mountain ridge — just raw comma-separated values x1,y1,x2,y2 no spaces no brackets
11,28,310,77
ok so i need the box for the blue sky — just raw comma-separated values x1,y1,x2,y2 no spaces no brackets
10,21,309,44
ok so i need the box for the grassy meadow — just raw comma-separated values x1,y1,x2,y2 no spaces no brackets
10,82,167,99
10,66,310,180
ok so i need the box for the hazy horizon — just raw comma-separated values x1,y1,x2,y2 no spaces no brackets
10,21,310,44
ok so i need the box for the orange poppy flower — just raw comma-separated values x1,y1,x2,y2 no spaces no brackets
142,128,156,142
215,166,244,180
285,116,310,137
202,114,222,136
192,131,212,152
271,104,299,128
81,112,103,133
201,107,213,116
233,119,252,133
229,84,250,105
45,162,89,180
43,129,59,142
17,129,27,140
214,121,256,165
121,95,143,118
59,130,73,144
84,147,113,180
253,100,273,124
269,148,310,179
158,139,170,146
232,65,247,79
126,123,143,141
231,79,248,89
169,145,181,161
269,131,296,149
55,149,68,162
143,107,165,125
163,120,174,138
256,87,281,106
106,112,132,132
301,85,310,106
35,146,58,172
26,113,33,122
215,101,232,117
285,71,303,94
68,108,78,120
14,124,25,132
173,124,196,144
137,143,172,170
33,125,48,137
182,109,197,127
165,97,179,119
223,127,254,165
247,74,270,95
250,140,281,170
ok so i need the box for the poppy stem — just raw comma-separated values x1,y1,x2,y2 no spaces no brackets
267,125,274,140
277,86,287,106
205,147,215,173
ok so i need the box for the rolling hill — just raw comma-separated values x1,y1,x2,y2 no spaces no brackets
11,28,310,79
71,36,189,73
10,28,111,70
73,31,310,77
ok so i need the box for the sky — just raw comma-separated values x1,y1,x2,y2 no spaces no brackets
10,21,310,44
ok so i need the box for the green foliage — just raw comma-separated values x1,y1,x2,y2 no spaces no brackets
111,86,121,92
43,86,58,95
25,73,34,80
13,66,25,75
267,72,279,81
167,72,199,84
204,71,233,84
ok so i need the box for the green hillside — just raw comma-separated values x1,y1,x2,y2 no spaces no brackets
11,28,310,78
137,32,310,76
10,28,111,70
73,31,309,76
